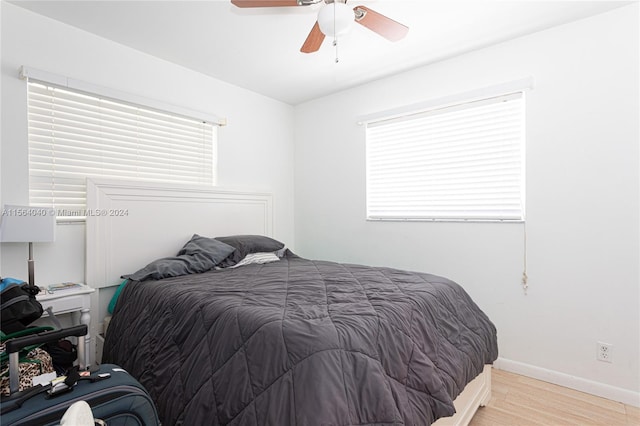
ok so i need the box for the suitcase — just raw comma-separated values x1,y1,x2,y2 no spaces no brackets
1,325,160,425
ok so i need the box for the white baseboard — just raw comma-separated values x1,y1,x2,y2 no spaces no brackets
494,357,640,408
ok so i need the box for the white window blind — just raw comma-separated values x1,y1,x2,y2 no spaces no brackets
27,81,217,217
366,92,525,221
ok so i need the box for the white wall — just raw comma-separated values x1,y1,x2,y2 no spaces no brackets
294,4,639,404
0,2,296,283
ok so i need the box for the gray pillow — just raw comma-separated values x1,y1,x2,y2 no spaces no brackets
177,234,236,262
215,235,285,267
123,234,235,281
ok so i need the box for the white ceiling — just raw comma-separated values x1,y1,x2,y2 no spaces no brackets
11,0,631,105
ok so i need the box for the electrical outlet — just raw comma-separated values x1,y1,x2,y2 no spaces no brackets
597,342,613,363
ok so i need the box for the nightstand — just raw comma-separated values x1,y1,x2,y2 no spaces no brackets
36,284,95,368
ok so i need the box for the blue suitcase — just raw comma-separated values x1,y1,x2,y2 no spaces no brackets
1,325,159,425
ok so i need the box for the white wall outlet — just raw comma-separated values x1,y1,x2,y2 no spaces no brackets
597,342,613,363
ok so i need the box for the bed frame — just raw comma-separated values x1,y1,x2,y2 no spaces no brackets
85,178,491,426
433,364,492,425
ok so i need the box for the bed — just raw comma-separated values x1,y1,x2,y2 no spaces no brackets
87,180,498,426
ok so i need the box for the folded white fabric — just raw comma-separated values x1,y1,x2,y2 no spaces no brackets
230,252,280,269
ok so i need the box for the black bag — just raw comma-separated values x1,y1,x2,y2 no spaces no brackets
0,280,43,335
43,339,77,375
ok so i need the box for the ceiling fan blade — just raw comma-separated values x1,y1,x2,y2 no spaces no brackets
231,0,301,7
353,6,409,42
300,21,325,53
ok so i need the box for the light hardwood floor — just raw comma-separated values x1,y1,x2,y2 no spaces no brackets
468,369,640,426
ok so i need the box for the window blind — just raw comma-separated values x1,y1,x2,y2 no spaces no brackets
27,81,216,217
366,92,525,221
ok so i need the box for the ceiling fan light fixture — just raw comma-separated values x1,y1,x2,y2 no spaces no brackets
317,2,353,37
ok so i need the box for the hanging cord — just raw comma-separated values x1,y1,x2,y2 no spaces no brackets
333,1,339,63
521,219,528,295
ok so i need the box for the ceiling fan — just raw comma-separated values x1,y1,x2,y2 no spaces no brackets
230,0,409,54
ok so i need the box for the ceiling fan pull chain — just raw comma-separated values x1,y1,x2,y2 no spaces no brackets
333,1,339,63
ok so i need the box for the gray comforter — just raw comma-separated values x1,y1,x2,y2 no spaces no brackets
103,252,498,425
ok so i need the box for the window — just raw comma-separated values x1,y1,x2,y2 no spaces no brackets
365,92,525,221
27,79,217,218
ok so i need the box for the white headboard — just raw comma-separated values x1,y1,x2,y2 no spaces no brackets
86,179,273,289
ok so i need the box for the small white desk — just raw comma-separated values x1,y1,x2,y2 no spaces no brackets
36,284,95,368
